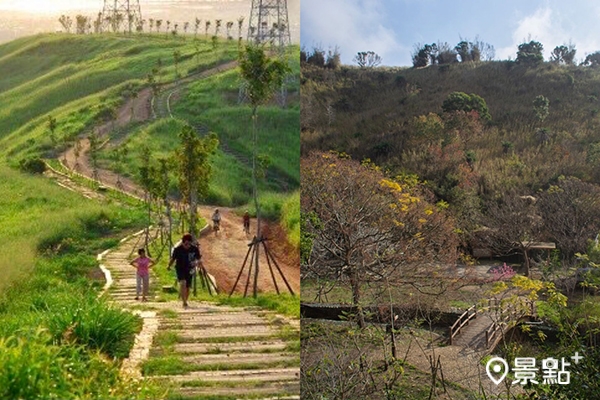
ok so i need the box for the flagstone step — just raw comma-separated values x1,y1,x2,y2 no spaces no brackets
172,341,291,355
153,367,300,383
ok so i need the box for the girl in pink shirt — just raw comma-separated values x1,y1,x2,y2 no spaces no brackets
130,248,155,301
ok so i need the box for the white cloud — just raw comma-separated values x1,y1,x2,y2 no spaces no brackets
301,0,406,65
497,8,556,60
497,6,600,63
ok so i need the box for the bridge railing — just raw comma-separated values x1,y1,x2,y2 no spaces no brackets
485,298,536,348
448,304,477,345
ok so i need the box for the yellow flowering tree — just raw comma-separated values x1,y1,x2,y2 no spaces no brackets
301,151,458,327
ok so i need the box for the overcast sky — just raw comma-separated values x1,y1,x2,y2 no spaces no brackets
301,0,600,66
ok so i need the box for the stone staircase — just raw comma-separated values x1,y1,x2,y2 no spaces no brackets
101,234,300,399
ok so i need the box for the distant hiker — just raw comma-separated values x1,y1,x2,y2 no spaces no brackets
168,233,202,308
243,210,250,235
130,248,155,302
212,209,222,234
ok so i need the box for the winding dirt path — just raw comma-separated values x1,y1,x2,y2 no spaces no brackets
59,62,300,295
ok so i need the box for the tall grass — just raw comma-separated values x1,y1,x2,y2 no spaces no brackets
0,170,159,396
0,166,141,291
45,293,140,358
0,331,162,399
281,191,300,248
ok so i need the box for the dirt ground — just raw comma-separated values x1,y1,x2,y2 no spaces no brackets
200,211,300,295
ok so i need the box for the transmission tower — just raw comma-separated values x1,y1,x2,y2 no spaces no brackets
247,0,291,48
101,0,142,33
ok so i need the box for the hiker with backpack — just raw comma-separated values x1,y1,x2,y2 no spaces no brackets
243,210,250,235
212,208,222,234
168,233,202,308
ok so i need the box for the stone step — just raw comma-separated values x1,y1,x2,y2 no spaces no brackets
154,367,299,383
174,382,299,398
164,317,270,329
110,288,157,295
162,321,270,330
109,293,147,300
175,306,250,314
173,340,290,355
113,278,140,285
176,326,277,341
180,352,298,366
171,311,268,320
109,285,139,291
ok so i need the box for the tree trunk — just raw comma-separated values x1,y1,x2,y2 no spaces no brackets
350,270,365,328
166,199,173,251
145,191,151,250
190,190,197,238
523,247,531,277
251,106,261,298
251,106,261,239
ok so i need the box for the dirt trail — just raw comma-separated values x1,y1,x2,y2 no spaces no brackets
59,62,299,295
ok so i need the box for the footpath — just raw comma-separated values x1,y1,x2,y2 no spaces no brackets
49,58,300,399
100,233,300,399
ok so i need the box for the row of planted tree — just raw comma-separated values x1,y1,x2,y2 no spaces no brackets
59,13,246,40
57,12,289,44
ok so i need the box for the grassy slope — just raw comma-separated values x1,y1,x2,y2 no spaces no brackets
302,61,600,192
0,33,295,397
175,46,301,188
97,46,301,223
0,33,238,161
0,33,240,285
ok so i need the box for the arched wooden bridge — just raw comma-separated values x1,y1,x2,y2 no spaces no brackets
448,298,537,351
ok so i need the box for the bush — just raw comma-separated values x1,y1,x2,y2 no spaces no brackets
306,47,325,68
45,294,139,359
442,92,491,121
18,157,46,174
325,47,341,70
0,331,157,399
0,334,77,399
516,40,544,65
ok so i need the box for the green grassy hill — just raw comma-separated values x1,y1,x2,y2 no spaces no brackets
0,33,299,216
0,33,237,160
96,45,300,216
0,32,238,283
0,33,299,398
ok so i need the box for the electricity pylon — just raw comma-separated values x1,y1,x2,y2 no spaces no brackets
247,0,291,48
101,0,142,33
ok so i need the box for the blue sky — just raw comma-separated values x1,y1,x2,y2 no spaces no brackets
301,0,600,66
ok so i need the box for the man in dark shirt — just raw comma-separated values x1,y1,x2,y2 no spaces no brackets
168,233,202,308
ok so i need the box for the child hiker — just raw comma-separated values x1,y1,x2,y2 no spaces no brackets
130,248,155,301
243,210,250,235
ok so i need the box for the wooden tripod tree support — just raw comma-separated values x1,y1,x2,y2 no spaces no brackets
229,236,295,298
194,266,218,296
